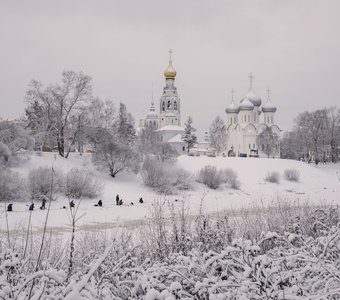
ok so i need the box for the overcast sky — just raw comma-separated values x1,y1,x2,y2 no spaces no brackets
1,0,340,135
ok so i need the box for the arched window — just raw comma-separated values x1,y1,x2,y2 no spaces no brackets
248,115,250,122
271,116,273,123
162,102,165,111
167,100,171,109
174,101,177,110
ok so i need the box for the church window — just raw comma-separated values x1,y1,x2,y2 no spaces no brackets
167,100,171,109
262,144,264,151
271,116,273,123
249,144,251,149
248,115,250,122
174,101,177,110
234,117,236,123
162,102,165,111
253,144,255,149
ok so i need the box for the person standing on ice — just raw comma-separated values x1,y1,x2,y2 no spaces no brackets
29,203,34,211
116,194,120,205
40,198,46,210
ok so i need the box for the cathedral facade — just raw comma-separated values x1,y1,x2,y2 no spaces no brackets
225,74,281,158
140,51,186,153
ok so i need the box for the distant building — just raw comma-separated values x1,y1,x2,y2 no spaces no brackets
225,74,281,158
140,50,186,153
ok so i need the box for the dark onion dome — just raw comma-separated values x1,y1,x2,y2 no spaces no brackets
262,98,277,113
225,100,240,114
239,97,254,111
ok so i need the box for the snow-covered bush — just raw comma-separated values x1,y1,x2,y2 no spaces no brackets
0,166,26,202
141,157,174,193
172,168,194,190
141,157,193,193
28,167,62,201
284,168,300,181
197,165,222,189
63,168,103,199
264,170,280,183
220,168,240,189
0,120,34,165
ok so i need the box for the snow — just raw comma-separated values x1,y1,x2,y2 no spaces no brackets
2,152,340,235
156,125,184,132
167,134,183,143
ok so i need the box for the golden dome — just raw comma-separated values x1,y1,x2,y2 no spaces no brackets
164,49,176,78
164,63,176,78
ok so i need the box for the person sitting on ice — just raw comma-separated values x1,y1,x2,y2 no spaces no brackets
139,197,143,204
118,199,123,206
7,203,13,212
40,198,46,210
95,200,103,207
29,203,35,211
70,200,75,208
116,194,120,205
130,202,134,205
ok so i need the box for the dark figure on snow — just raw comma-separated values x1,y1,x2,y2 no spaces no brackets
70,200,75,208
29,203,34,211
116,194,120,205
7,204,13,212
118,199,123,206
97,200,103,207
40,198,46,210
139,197,143,204
130,202,134,205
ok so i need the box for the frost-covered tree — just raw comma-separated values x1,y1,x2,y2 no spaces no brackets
209,116,227,155
280,131,304,160
116,102,136,145
93,141,141,178
182,116,197,151
257,127,279,158
0,121,34,165
25,70,92,157
327,107,340,162
137,123,158,155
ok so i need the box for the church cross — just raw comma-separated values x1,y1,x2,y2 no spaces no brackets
169,49,173,63
249,72,254,88
231,89,235,102
267,88,271,100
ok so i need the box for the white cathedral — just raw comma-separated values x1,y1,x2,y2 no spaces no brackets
140,52,281,157
225,74,281,158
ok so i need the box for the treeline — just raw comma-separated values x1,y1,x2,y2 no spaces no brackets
281,107,340,163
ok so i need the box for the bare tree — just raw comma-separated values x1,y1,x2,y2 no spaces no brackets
209,116,227,155
26,71,92,157
327,107,340,163
93,141,141,178
257,127,279,158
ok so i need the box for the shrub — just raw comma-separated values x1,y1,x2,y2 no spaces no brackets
284,168,300,182
140,157,174,194
64,168,103,199
172,168,194,190
28,167,62,201
264,171,280,184
141,158,193,193
197,165,222,189
220,168,240,189
0,166,26,202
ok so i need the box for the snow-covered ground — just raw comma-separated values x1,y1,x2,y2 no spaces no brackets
1,152,339,234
